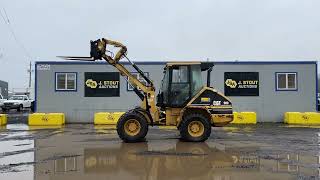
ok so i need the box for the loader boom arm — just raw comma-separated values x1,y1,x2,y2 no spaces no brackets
59,38,159,124
92,38,158,123
92,38,155,95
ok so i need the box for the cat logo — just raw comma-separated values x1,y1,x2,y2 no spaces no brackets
225,79,237,88
86,79,98,89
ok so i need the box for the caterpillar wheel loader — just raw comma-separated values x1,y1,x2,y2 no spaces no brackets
60,38,233,142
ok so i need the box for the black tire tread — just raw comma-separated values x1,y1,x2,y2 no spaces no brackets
117,111,148,143
179,113,211,142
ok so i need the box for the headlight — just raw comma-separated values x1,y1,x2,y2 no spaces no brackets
14,102,19,105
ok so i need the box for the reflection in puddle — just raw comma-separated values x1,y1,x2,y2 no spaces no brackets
0,124,319,180
54,156,78,173
83,142,235,177
35,140,320,180
0,124,34,180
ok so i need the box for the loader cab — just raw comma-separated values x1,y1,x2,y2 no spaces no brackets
157,62,214,108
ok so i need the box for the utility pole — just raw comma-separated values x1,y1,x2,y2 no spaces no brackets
28,61,32,88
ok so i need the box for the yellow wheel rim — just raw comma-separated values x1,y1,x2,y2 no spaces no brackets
124,119,141,136
188,121,204,137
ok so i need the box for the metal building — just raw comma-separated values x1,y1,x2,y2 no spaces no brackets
0,80,8,99
35,61,317,123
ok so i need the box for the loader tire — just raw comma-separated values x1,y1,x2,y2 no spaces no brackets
117,111,148,143
179,113,211,142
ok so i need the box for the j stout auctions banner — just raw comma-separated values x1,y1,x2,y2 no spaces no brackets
85,72,120,97
224,72,259,96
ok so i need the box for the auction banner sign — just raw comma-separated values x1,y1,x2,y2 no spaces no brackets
224,72,259,96
85,72,120,97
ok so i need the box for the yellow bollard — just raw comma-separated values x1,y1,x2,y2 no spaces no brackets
285,112,320,125
0,114,7,126
28,113,65,126
231,112,257,124
284,112,301,124
94,112,125,125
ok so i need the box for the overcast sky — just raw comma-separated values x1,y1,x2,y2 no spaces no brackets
0,0,319,89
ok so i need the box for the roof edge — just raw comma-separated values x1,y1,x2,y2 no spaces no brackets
35,60,318,65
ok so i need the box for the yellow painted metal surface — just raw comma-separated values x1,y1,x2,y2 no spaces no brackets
0,114,7,126
28,113,65,126
124,119,141,136
200,97,210,102
94,112,125,125
212,114,233,126
231,112,257,124
165,108,181,126
158,126,177,130
188,120,204,137
284,112,320,125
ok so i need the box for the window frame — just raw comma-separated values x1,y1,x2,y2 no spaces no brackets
127,72,149,91
55,72,77,92
167,65,192,107
275,72,298,91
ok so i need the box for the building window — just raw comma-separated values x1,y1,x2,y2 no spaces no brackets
55,72,77,91
276,72,297,91
127,72,149,91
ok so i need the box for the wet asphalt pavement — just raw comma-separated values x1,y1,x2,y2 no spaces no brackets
0,115,319,180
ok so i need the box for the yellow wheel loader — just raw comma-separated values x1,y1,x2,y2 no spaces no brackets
60,38,233,142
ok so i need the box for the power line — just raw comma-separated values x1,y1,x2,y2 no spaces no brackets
3,8,9,24
0,8,32,59
0,10,6,23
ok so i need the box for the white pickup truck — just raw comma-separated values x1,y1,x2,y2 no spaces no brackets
1,95,33,112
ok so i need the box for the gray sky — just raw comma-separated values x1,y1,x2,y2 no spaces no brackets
0,0,319,89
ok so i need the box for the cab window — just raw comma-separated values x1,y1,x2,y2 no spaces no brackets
170,66,191,106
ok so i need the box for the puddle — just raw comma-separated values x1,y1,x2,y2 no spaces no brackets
0,124,319,180
0,124,34,179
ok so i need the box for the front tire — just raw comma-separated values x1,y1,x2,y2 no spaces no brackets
179,113,211,142
117,111,148,143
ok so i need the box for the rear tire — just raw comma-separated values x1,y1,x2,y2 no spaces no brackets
117,111,148,143
179,113,211,142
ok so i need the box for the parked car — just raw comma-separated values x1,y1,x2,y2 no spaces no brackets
0,94,6,107
1,95,33,112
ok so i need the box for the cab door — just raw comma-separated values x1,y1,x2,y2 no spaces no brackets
168,65,192,107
